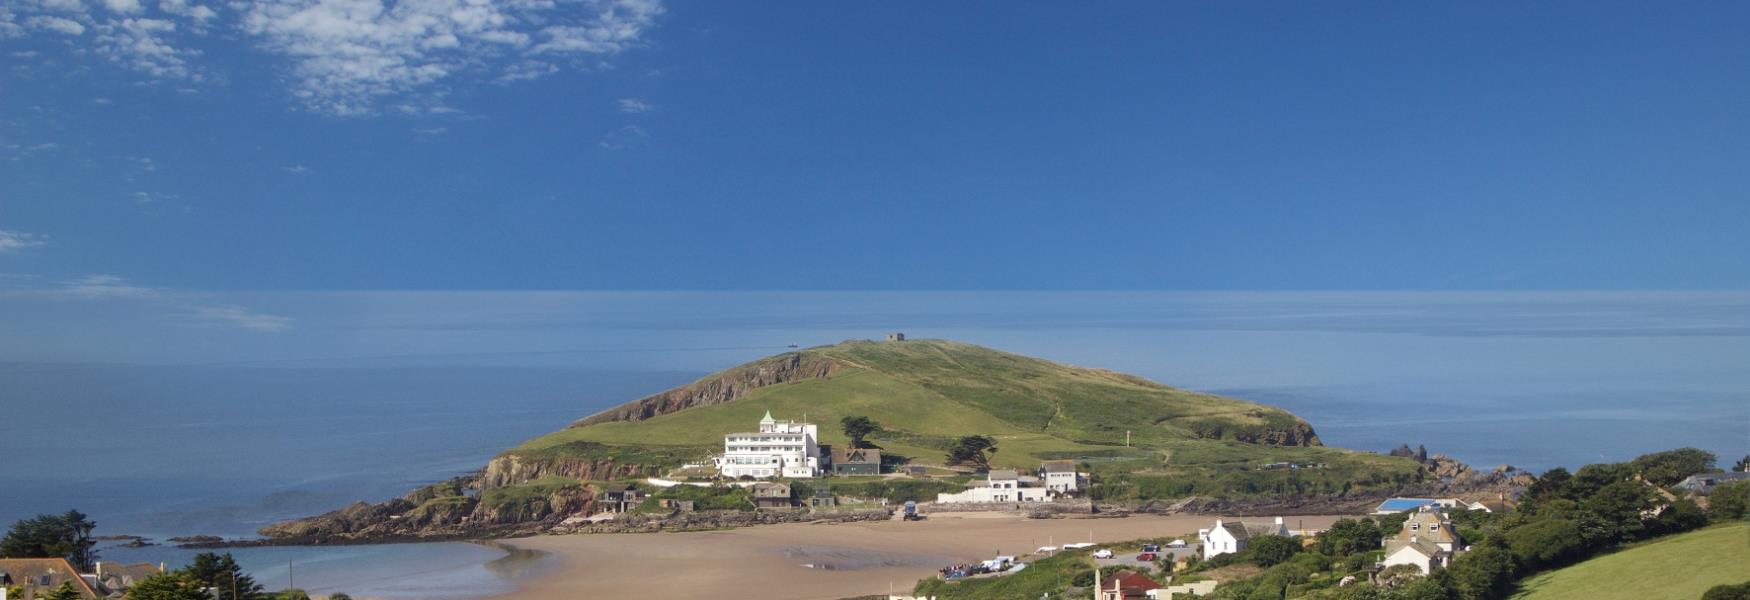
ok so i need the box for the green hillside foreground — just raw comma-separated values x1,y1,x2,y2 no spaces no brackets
504,339,1420,498
1511,522,1750,600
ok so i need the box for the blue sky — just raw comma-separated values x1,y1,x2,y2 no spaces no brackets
2,1,1747,303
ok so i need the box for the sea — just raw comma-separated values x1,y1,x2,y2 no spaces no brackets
1,291,1745,598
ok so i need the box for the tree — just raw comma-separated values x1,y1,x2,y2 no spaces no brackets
185,552,265,600
1319,518,1384,557
329,594,354,600
1583,479,1656,542
1710,480,1749,522
0,510,98,571
1247,535,1303,567
944,435,998,471
1446,546,1514,600
1524,467,1572,510
1630,447,1716,487
1735,455,1750,473
1503,519,1583,571
128,572,214,600
1415,445,1428,463
38,581,84,600
1702,582,1750,600
839,416,882,449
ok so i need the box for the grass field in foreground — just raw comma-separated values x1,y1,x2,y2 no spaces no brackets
1511,522,1750,600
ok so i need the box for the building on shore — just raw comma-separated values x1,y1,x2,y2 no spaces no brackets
1380,509,1462,575
0,558,103,599
752,482,794,509
714,410,822,479
935,469,1052,503
1039,460,1083,494
1198,517,1291,560
831,446,882,476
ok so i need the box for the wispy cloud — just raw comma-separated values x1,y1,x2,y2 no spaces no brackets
283,164,309,174
63,274,156,299
1,0,666,115
617,98,654,114
0,230,48,253
188,303,293,332
412,126,448,135
56,274,293,332
598,124,650,149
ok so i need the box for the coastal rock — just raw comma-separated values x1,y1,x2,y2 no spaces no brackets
480,454,658,488
569,352,839,427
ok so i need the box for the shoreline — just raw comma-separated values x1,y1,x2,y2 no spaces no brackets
486,511,1353,600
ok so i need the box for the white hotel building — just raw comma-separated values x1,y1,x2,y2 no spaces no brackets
714,411,822,479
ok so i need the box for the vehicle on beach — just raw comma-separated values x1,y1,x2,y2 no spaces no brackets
1142,543,1161,552
1062,542,1095,549
1093,549,1113,558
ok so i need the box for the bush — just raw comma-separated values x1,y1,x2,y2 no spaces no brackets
1710,481,1749,522
1703,582,1750,600
1249,535,1304,567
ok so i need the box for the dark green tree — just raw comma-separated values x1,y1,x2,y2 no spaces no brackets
38,581,84,600
0,510,98,571
1446,546,1514,600
1568,462,1633,499
1710,480,1749,522
128,572,214,600
1649,498,1708,535
273,590,312,600
1247,535,1303,567
1318,518,1383,557
329,594,353,600
1523,467,1572,510
1734,455,1750,473
1630,447,1716,487
1702,582,1750,600
839,416,882,449
1583,479,1655,542
185,552,265,600
1503,518,1583,571
944,435,998,471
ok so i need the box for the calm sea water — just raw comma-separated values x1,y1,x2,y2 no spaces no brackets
2,291,1745,597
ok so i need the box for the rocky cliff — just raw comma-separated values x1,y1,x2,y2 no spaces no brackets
570,352,839,427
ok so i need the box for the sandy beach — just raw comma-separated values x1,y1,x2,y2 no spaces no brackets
491,513,1351,599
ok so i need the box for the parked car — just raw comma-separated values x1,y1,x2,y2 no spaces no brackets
1093,549,1113,559
1142,543,1161,552
1136,552,1157,561
1062,542,1095,549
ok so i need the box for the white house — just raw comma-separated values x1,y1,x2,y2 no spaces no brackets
935,470,1052,503
1198,517,1290,560
1039,460,1082,494
714,410,822,479
1380,509,1462,574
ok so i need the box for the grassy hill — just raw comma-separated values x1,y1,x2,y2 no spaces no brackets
1510,522,1750,600
498,339,1418,498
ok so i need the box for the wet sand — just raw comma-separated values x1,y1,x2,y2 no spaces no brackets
491,513,1350,599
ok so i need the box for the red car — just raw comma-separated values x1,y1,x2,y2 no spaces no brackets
1136,552,1157,561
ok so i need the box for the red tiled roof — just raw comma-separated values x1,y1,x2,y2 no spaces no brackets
1102,569,1162,592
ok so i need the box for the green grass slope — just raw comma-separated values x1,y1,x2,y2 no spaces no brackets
504,339,1418,496
1511,522,1750,600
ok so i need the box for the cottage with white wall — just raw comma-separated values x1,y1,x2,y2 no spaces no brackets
1198,517,1290,560
1380,509,1462,574
935,470,1052,503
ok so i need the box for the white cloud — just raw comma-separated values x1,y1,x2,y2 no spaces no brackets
412,126,447,135
102,0,145,15
0,230,48,253
616,97,653,113
56,273,293,331
93,17,203,80
2,0,665,114
93,97,114,104
597,124,648,149
131,191,155,203
27,15,86,35
239,0,666,115
283,164,309,174
189,303,293,331
63,274,157,299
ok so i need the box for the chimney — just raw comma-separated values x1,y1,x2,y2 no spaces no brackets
96,563,104,578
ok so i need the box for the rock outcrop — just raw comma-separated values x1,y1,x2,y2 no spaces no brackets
481,453,663,488
569,352,839,427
